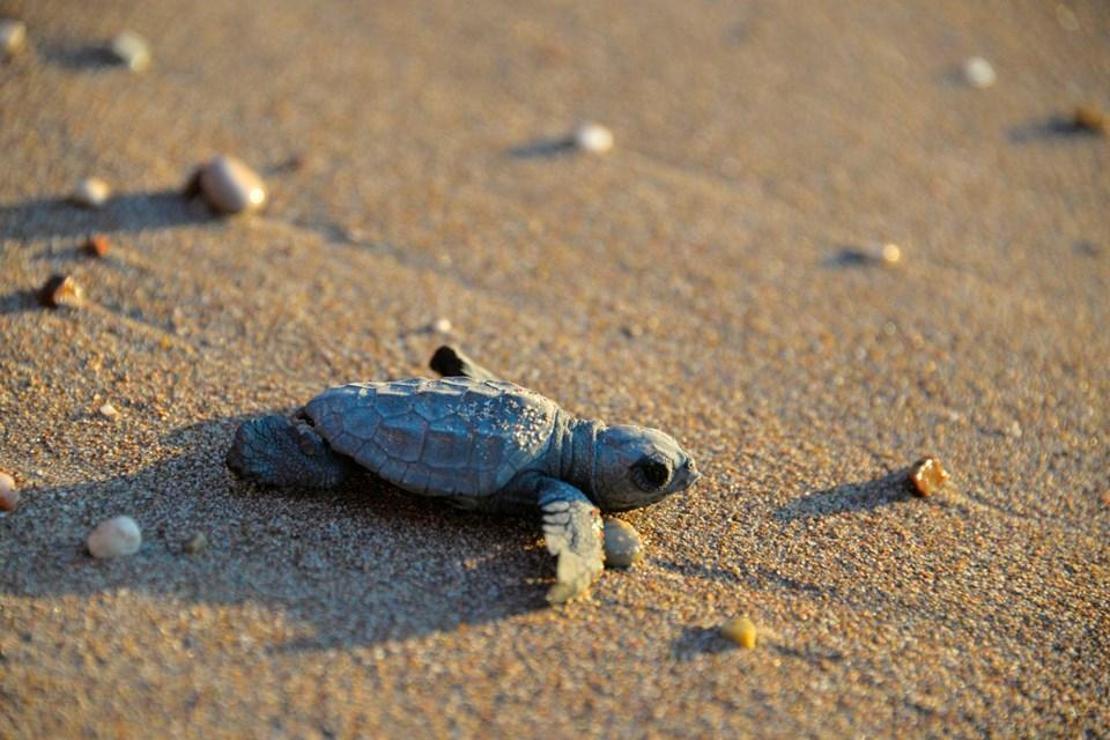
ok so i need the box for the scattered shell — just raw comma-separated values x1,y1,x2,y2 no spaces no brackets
37,274,85,309
184,532,208,554
87,515,142,559
0,19,27,59
98,402,120,420
71,177,111,209
1073,105,1106,135
196,155,267,214
963,57,996,89
720,616,758,648
573,122,614,153
603,518,644,569
0,471,19,512
431,318,453,334
909,456,950,497
109,31,150,72
83,234,110,258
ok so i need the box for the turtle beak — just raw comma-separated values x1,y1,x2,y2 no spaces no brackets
679,459,702,489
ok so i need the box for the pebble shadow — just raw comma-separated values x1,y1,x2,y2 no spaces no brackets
0,191,214,241
506,136,577,159
0,414,549,650
1007,117,1101,143
773,470,914,522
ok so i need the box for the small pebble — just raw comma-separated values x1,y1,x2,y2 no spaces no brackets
1056,4,1080,31
879,243,902,265
0,19,27,59
83,234,110,258
1072,105,1106,135
603,518,643,569
573,122,614,153
184,532,208,554
909,456,950,497
720,616,758,648
71,177,112,209
98,402,119,420
87,515,142,559
963,57,996,89
0,471,19,512
109,31,150,72
37,274,85,309
196,155,267,214
431,318,453,334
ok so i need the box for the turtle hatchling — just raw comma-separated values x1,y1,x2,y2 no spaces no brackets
227,346,701,603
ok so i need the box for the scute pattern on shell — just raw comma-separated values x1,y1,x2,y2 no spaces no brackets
304,378,560,497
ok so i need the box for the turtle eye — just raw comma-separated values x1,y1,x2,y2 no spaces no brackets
631,456,672,491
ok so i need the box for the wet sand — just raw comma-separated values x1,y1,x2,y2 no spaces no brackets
1,0,1107,735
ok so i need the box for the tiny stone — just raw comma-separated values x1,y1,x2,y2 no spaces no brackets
98,402,119,419
1073,105,1106,135
880,243,902,265
196,155,267,214
720,616,758,648
963,57,996,89
1056,4,1080,31
184,532,208,554
603,518,643,569
909,456,950,497
0,471,19,512
431,318,453,334
573,122,614,154
83,234,110,258
87,515,142,559
37,274,85,309
71,177,111,209
0,19,27,59
109,31,150,72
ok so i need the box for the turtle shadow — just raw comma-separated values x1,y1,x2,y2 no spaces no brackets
773,470,914,522
0,190,215,241
0,413,550,651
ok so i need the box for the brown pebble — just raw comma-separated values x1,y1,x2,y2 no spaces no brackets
720,616,758,648
37,274,85,309
0,471,19,512
909,456,949,497
83,235,110,258
1073,105,1106,135
184,532,208,554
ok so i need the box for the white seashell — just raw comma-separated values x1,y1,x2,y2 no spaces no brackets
72,177,112,209
603,518,643,569
109,31,150,72
87,515,142,558
0,19,27,59
573,122,614,153
963,57,996,89
198,155,267,214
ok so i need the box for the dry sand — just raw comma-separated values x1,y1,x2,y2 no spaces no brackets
1,0,1108,736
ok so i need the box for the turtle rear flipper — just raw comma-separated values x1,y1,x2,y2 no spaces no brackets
227,414,355,488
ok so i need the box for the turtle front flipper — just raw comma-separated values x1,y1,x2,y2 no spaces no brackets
227,414,356,488
429,345,500,382
535,478,604,604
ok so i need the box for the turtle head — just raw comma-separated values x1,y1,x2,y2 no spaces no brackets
590,424,701,511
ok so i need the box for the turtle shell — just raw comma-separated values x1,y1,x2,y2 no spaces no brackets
304,377,560,497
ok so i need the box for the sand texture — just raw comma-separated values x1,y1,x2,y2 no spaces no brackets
1,0,1108,736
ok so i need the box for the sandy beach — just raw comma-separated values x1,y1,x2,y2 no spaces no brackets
1,0,1107,735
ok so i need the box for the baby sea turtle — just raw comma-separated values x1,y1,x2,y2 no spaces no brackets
226,346,701,603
